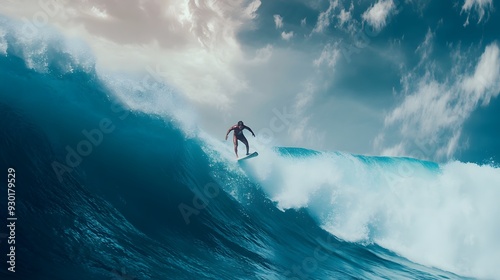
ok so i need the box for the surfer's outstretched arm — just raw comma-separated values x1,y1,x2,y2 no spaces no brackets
244,125,255,137
225,126,235,140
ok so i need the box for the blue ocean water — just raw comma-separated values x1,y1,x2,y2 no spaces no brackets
1,17,499,280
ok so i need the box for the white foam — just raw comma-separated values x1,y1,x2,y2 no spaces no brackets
98,69,199,139
237,150,500,279
1,16,95,73
0,28,7,55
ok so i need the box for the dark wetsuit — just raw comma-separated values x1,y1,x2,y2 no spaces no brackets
233,125,247,140
231,125,249,149
226,124,255,157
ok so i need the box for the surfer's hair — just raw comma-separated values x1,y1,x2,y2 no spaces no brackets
238,121,244,126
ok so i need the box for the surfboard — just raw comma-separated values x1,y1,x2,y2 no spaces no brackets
237,151,258,162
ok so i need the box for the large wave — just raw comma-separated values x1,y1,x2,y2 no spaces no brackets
1,14,498,279
226,145,500,278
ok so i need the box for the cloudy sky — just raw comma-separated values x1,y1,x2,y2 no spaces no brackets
2,0,499,163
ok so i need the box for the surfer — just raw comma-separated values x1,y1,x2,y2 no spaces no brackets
225,121,255,158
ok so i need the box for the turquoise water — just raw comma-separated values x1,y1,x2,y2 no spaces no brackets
1,16,498,280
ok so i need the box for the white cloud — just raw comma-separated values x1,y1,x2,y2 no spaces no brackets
313,0,339,33
301,17,307,27
337,2,354,27
462,43,500,104
314,43,340,69
252,44,273,63
378,43,500,161
405,0,431,16
415,28,434,63
245,0,262,19
338,8,352,26
288,80,325,147
90,6,108,19
461,0,493,25
274,14,283,29
335,2,356,34
294,81,316,112
362,0,396,32
380,78,462,160
378,142,405,158
0,0,263,108
281,31,294,41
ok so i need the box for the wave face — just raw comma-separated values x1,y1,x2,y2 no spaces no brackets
1,16,499,280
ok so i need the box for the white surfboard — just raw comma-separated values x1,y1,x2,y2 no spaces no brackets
237,151,258,162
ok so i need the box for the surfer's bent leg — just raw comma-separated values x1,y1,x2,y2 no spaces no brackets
233,135,238,158
240,136,249,155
